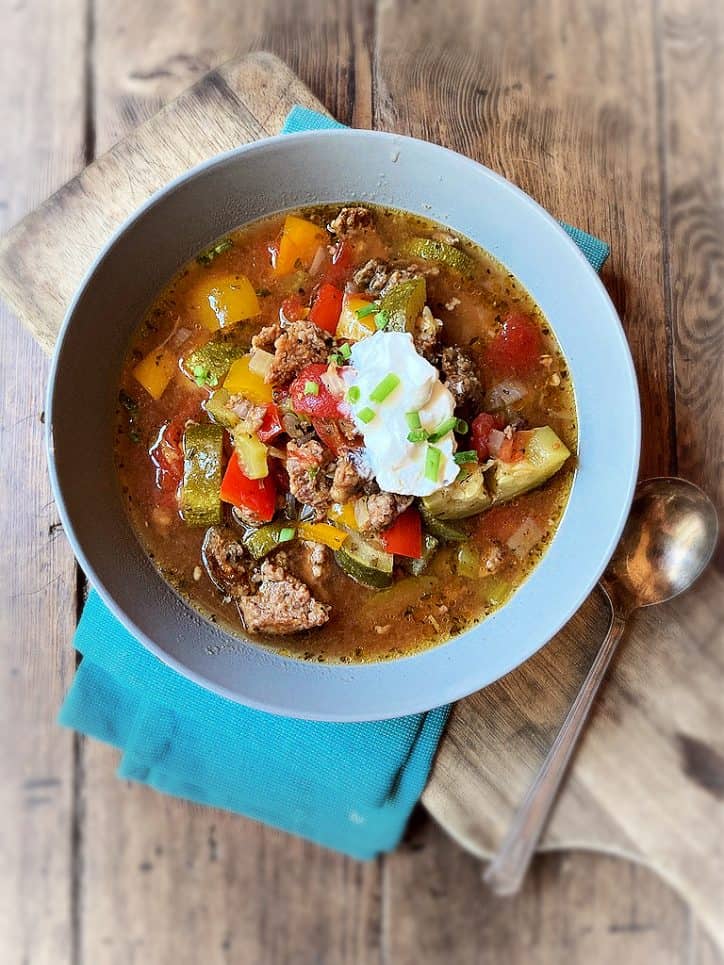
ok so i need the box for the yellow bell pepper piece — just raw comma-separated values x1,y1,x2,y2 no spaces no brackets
233,431,268,480
327,501,359,531
275,215,327,275
297,521,348,551
133,346,177,400
191,273,261,332
223,354,273,404
335,294,377,342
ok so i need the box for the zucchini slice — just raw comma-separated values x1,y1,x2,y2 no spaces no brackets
180,423,224,526
422,466,492,520
402,237,475,276
183,330,251,385
488,427,571,503
335,532,394,589
379,277,427,332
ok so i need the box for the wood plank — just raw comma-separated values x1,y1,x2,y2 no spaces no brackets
78,5,383,964
386,820,692,965
660,0,724,508
0,52,330,355
0,1,86,962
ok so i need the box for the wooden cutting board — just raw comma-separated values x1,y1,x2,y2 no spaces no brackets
2,51,721,950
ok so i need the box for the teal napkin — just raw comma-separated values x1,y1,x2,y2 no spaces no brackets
58,107,609,860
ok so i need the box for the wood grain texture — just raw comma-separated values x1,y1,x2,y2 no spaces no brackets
0,1,86,963
0,0,722,962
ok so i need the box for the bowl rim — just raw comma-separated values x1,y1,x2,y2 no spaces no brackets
47,127,641,721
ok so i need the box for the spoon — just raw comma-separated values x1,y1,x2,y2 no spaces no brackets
483,476,719,895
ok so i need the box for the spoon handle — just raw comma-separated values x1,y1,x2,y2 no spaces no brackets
483,607,627,895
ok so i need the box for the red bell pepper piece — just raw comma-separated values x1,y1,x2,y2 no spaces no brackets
323,240,353,286
257,404,283,443
220,451,277,521
280,294,306,324
381,507,423,559
309,283,343,334
290,363,343,419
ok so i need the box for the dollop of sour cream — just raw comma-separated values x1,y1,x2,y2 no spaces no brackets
342,331,459,496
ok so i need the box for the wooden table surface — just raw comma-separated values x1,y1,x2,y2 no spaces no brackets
1,2,721,964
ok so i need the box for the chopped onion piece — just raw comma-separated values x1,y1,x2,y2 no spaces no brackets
487,379,528,411
309,244,328,276
487,428,505,457
506,517,545,556
248,348,274,379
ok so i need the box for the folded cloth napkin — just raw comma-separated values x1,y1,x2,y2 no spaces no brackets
59,106,609,860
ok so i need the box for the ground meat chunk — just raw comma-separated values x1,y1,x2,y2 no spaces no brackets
358,492,414,536
225,395,267,432
286,440,332,520
352,259,426,296
252,321,282,351
329,205,374,237
329,451,369,503
202,527,252,600
440,345,484,412
265,320,332,386
239,555,330,634
281,411,315,444
413,306,443,361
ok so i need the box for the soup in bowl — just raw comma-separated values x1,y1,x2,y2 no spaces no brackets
47,129,639,719
115,204,576,662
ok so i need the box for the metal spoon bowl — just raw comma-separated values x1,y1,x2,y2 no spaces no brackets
484,476,719,895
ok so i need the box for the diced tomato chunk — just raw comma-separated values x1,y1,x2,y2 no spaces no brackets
323,240,353,286
257,404,283,443
280,294,306,324
309,283,343,334
470,412,498,461
220,451,277,521
485,312,542,374
290,363,343,418
312,417,351,455
381,507,423,559
150,419,184,487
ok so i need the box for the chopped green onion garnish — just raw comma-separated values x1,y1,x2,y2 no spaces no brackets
454,450,478,465
428,417,458,443
355,302,379,319
405,411,422,430
407,429,428,443
358,407,376,424
328,352,343,365
456,419,469,434
340,342,352,359
425,445,442,482
346,385,361,403
278,527,296,543
304,380,319,396
369,373,400,403
374,310,390,330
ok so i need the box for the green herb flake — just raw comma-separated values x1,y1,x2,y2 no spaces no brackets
374,310,390,330
358,407,376,424
278,527,296,543
304,380,320,396
196,237,233,266
340,342,352,360
355,302,379,319
454,450,478,465
369,373,400,404
425,445,442,482
118,390,138,413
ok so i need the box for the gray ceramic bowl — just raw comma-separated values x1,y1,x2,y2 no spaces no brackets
47,129,640,721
